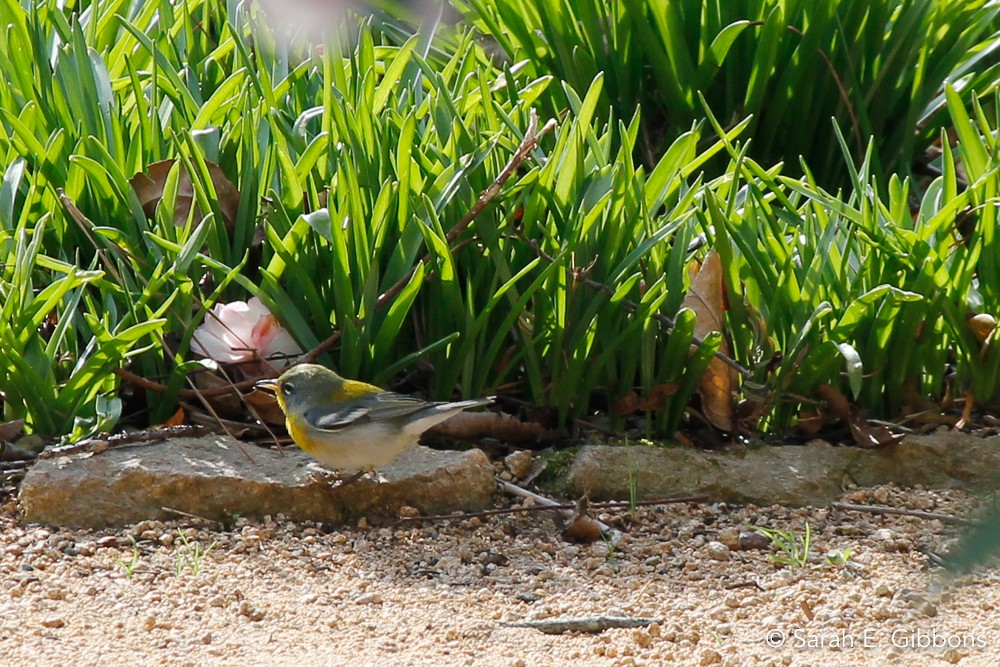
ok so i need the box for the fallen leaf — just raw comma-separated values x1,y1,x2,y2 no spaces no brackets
425,411,563,446
0,418,25,442
191,372,243,419
816,384,905,448
795,407,826,436
243,389,286,425
815,384,851,422
0,442,34,462
162,408,186,428
636,383,679,412
682,250,735,431
848,420,906,449
561,496,604,543
130,159,241,229
610,391,639,417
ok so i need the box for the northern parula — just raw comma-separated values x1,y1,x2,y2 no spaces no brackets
256,363,493,473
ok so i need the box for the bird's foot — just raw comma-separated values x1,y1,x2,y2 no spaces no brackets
309,467,379,488
332,468,370,487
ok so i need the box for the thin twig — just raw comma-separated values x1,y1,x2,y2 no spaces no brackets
724,580,766,591
785,26,863,157
831,502,978,527
498,478,623,546
0,461,33,475
501,616,663,634
517,232,752,379
376,111,553,311
302,110,555,364
399,494,708,522
37,425,212,459
183,375,257,465
160,506,222,525
113,367,260,399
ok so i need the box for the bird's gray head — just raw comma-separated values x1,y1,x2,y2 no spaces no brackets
257,363,345,413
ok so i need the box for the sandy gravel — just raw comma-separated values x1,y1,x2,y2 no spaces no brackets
1,483,998,667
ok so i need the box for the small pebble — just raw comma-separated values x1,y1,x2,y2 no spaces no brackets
704,541,731,562
504,450,534,480
397,506,420,519
716,527,741,551
238,601,266,622
739,530,772,551
699,649,722,665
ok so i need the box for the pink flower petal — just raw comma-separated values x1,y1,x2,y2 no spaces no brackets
192,298,300,366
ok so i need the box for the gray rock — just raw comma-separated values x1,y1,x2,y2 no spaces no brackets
504,450,534,480
19,436,494,529
739,530,772,551
704,541,731,561
562,433,1000,506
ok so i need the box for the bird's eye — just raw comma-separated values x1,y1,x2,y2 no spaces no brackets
282,382,295,396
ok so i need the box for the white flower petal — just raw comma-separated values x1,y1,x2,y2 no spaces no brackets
261,328,303,366
192,327,252,363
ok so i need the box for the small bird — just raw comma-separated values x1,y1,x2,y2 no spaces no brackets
256,364,493,477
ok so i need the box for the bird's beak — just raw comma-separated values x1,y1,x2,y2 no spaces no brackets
255,378,279,393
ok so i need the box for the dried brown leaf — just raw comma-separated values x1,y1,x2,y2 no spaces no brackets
426,411,562,446
968,313,997,345
561,496,604,543
817,383,904,448
129,159,241,229
848,420,906,449
163,408,186,428
795,407,826,436
244,389,286,425
815,384,851,422
0,418,25,443
635,383,679,412
610,391,639,417
192,372,243,419
682,250,735,431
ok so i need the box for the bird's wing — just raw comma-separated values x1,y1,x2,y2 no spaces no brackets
304,403,373,431
304,392,430,431
365,392,435,420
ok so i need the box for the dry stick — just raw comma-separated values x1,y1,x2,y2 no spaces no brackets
37,425,212,459
57,188,132,288
831,502,978,527
501,616,664,635
724,580,766,591
400,494,708,522
497,478,623,546
115,112,554,391
518,234,752,380
182,376,257,464
113,366,262,400
784,26,863,156
0,461,32,473
302,110,556,364
160,506,222,525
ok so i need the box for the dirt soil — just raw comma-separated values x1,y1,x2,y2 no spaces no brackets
1,483,998,667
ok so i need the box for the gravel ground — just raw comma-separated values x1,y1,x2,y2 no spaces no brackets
1,483,998,667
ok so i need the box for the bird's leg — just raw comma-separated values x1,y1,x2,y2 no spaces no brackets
309,467,341,488
333,466,377,487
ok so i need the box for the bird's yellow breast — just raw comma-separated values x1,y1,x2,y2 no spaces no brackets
285,412,320,456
